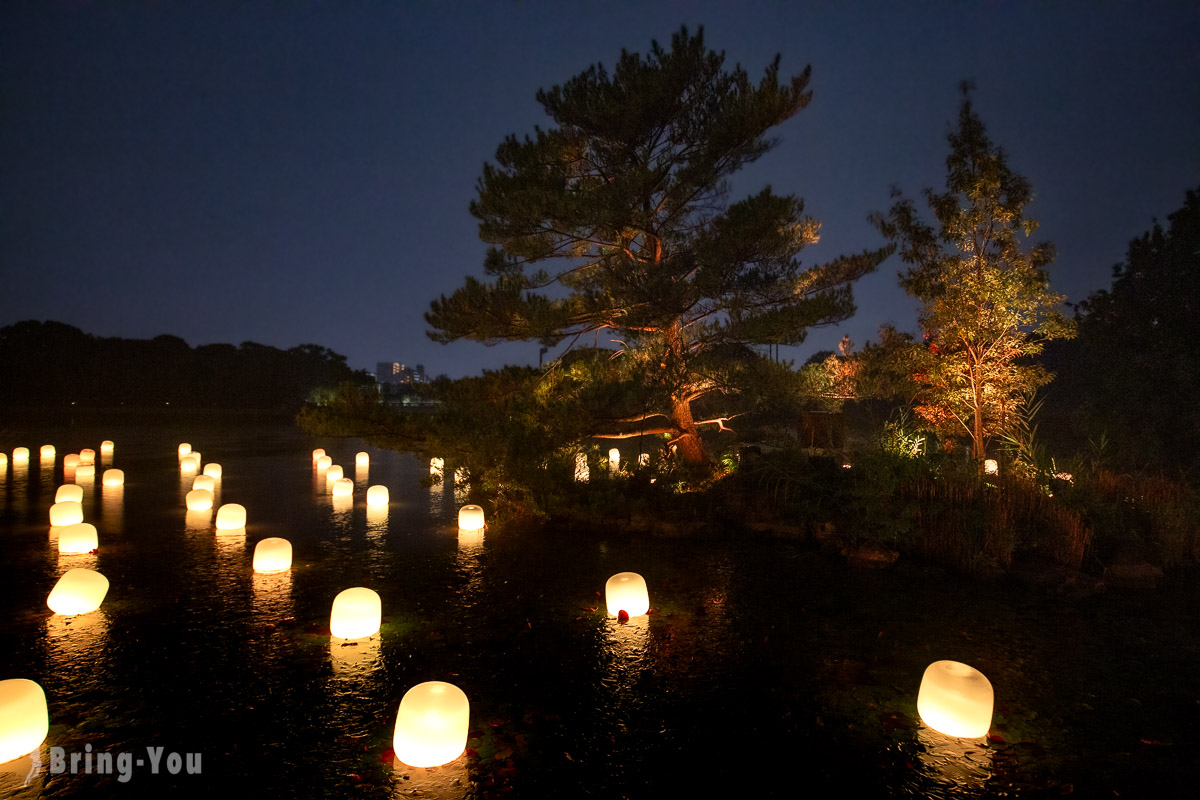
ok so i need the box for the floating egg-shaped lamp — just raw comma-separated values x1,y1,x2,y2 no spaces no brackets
355,451,369,468
58,523,98,555
331,478,354,497
79,448,96,465
608,448,620,471
0,453,7,470
252,537,293,573
75,464,95,481
0,679,48,764
203,462,222,479
983,459,999,475
312,448,326,462
63,454,80,470
55,484,84,504
186,489,214,511
178,443,192,459
101,468,124,487
917,660,994,738
366,485,389,507
40,445,56,459
181,454,199,472
393,681,470,768
430,457,444,476
49,501,84,527
330,587,381,640
458,505,485,531
215,503,247,530
47,568,109,615
100,440,114,457
192,475,215,493
325,465,344,483
13,447,29,463
315,455,332,471
605,572,650,618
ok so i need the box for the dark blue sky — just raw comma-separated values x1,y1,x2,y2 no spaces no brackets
3,1,1197,378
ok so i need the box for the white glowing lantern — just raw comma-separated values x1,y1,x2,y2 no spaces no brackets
332,478,354,497
312,448,326,463
186,489,214,511
366,485,389,507
215,503,247,530
79,448,96,465
574,452,589,482
63,454,80,470
192,475,215,493
49,501,84,527
605,572,650,618
203,462,222,479
917,660,994,738
393,681,470,768
55,484,84,504
58,522,98,555
12,447,29,463
315,455,332,471
983,459,998,475
100,440,114,457
0,679,48,764
608,448,620,471
458,504,485,531
330,587,381,640
252,537,293,573
181,454,200,472
0,453,6,470
325,465,344,483
46,568,109,615
178,443,192,460
355,451,369,468
40,445,55,459
74,464,95,481
101,469,124,487
430,457,444,476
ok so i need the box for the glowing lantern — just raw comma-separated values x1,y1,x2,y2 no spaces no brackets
192,475,215,493
79,448,96,465
458,505,485,531
574,452,589,482
58,523,98,555
325,465,344,483
13,447,29,463
366,485,389,507
608,448,620,471
252,537,293,573
355,452,369,468
393,681,470,767
101,469,124,487
332,478,354,497
100,440,114,457
215,503,247,530
186,489,214,511
55,484,83,504
181,454,200,472
329,587,381,640
75,464,95,481
917,660,994,738
46,568,109,615
203,462,222,479
315,455,332,471
312,448,326,462
0,679,48,764
605,572,650,618
178,443,192,459
0,453,6,470
40,445,55,459
430,457,444,476
983,459,998,475
63,454,79,470
49,502,84,527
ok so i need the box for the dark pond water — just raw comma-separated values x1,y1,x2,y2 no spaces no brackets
1,415,1198,798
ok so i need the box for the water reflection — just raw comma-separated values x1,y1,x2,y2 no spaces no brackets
252,570,294,621
329,636,381,677
56,550,100,574
11,460,29,517
387,755,469,799
46,611,110,672
914,727,994,791
185,508,213,531
215,529,247,560
99,485,124,534
367,505,388,542
354,463,369,491
331,495,353,532
0,742,48,795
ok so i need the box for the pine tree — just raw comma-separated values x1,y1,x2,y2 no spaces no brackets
873,91,1074,462
427,27,889,466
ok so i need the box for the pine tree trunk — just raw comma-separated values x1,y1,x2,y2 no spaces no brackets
671,393,709,465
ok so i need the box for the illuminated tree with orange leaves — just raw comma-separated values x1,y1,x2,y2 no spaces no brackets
874,93,1074,461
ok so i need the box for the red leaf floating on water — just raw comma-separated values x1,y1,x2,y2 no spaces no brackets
379,747,395,763
987,733,1006,743
617,610,629,623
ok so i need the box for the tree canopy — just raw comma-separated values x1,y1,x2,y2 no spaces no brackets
873,93,1074,461
427,26,889,465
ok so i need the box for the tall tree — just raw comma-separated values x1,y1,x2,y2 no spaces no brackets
426,27,889,466
874,92,1074,461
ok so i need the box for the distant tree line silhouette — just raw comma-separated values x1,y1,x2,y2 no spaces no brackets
0,320,372,410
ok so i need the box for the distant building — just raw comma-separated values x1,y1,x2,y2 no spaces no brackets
375,362,427,385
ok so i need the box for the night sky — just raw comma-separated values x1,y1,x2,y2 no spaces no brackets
3,2,1197,379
